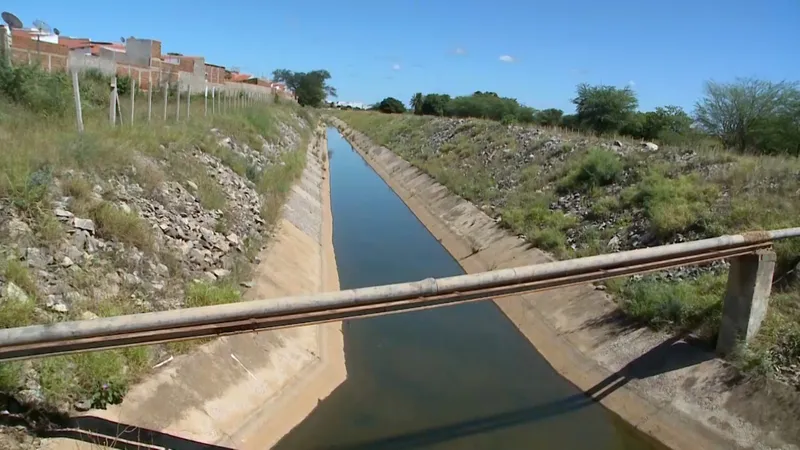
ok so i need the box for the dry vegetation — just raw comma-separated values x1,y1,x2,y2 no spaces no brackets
335,110,800,386
0,64,314,415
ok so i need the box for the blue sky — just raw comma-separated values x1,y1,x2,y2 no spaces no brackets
6,0,799,112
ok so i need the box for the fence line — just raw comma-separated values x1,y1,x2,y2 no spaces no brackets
44,68,279,132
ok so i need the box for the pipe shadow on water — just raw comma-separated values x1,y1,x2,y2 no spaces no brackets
281,329,713,450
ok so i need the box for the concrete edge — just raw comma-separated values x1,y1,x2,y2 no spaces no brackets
228,126,346,450
329,118,739,450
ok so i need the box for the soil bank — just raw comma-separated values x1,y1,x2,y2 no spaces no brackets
40,124,345,450
330,116,797,450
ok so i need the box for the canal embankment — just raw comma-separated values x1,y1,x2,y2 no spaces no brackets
40,124,345,450
329,116,791,450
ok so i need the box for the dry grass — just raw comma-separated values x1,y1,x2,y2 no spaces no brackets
0,86,313,411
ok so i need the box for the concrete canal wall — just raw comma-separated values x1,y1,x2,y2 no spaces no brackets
330,116,791,450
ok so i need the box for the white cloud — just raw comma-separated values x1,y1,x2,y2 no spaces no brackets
454,47,466,55
499,55,515,63
628,80,636,87
392,63,401,70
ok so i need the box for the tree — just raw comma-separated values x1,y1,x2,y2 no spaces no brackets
534,108,564,126
377,97,406,114
410,92,424,115
421,94,451,116
272,69,336,107
572,83,638,135
641,106,693,142
695,78,799,152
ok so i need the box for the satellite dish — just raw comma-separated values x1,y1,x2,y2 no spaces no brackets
1,11,23,29
32,19,51,33
53,28,60,35
120,36,126,43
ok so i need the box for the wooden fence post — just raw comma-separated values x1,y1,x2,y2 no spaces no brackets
147,72,152,123
176,84,181,121
109,76,117,126
163,83,168,121
186,85,191,119
71,71,84,133
130,79,136,125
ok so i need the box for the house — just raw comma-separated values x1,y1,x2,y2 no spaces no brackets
204,62,225,84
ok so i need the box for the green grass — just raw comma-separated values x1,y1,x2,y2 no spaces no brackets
185,281,241,308
608,273,727,336
625,172,719,239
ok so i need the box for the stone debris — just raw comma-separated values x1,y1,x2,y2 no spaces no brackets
0,120,312,414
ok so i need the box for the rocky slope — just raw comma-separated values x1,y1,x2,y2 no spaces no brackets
334,111,800,388
0,106,313,423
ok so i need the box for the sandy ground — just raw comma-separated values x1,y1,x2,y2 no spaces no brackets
331,117,798,450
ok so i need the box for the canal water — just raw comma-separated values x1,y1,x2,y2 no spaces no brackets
274,129,658,449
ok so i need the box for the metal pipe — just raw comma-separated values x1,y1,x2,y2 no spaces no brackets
0,229,798,357
0,242,769,361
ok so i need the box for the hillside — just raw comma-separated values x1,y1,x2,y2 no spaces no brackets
0,70,316,423
333,110,800,387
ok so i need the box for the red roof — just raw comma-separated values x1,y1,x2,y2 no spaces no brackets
90,42,125,56
230,73,253,82
59,37,91,50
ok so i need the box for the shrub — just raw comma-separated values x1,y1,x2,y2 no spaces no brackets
559,148,623,192
0,61,70,115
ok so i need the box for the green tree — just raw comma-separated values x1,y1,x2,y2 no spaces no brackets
560,114,581,130
694,78,800,152
421,94,451,116
572,83,638,135
377,97,407,114
534,108,564,126
272,69,336,107
641,106,693,142
410,92,424,115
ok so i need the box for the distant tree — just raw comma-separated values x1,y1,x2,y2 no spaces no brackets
377,97,407,114
560,114,581,130
272,69,337,107
421,93,451,116
410,92,424,115
641,106,693,142
534,108,564,126
695,78,800,152
444,92,534,123
572,83,638,135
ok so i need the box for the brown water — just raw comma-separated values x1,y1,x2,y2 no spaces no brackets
273,129,662,450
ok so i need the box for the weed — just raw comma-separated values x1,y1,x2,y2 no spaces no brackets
184,281,240,308
612,273,727,335
62,176,93,200
558,148,623,192
90,202,154,251
3,258,39,299
0,362,24,392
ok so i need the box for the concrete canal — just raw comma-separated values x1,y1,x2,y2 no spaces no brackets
273,129,661,449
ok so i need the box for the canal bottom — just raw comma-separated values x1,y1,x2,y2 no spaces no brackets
273,129,660,450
